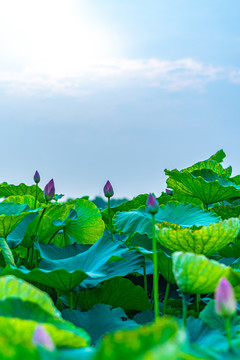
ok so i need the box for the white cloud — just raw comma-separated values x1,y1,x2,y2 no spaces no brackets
0,57,229,97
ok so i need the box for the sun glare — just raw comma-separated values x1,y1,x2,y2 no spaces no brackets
0,0,115,73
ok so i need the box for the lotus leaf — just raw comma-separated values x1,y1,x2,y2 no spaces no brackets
94,316,186,360
62,304,138,345
157,218,240,255
0,275,60,317
113,202,220,239
165,169,240,205
0,182,45,203
76,277,152,312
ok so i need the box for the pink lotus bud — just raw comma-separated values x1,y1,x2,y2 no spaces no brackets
215,278,237,317
44,179,55,201
103,180,114,198
33,171,40,184
146,193,159,215
166,189,173,196
32,325,55,351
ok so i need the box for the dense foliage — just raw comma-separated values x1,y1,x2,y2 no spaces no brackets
1,149,240,359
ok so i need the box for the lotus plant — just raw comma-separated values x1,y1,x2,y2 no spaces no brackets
146,193,159,320
104,180,114,240
215,277,237,349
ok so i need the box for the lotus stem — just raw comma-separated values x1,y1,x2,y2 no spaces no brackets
196,293,200,314
182,293,187,326
34,183,38,209
69,292,74,310
74,293,80,309
143,260,148,294
0,237,15,266
163,282,170,316
35,207,46,237
29,245,34,269
152,214,159,320
108,197,113,240
225,316,232,350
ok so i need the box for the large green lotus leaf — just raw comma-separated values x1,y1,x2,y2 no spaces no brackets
94,316,186,360
172,189,204,208
3,195,41,209
172,252,232,294
35,241,90,260
157,218,240,255
231,175,240,186
1,265,89,292
55,199,105,245
7,212,39,249
76,277,152,312
211,204,240,220
0,182,45,203
113,202,220,239
184,159,232,178
62,304,138,345
165,169,240,204
0,316,89,349
0,275,60,317
38,234,143,289
0,203,39,238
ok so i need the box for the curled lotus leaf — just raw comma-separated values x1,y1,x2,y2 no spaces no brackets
184,159,232,178
0,275,60,317
0,182,45,203
157,218,240,255
165,169,240,205
172,252,231,294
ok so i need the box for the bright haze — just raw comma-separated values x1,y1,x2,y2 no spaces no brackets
0,0,239,199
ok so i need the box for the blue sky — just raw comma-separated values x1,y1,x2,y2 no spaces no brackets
0,0,239,199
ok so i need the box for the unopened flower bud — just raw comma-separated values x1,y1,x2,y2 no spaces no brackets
33,171,40,184
103,180,114,198
215,277,237,317
146,193,159,215
32,325,55,351
44,179,55,201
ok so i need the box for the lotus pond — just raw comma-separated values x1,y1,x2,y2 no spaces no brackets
1,149,240,360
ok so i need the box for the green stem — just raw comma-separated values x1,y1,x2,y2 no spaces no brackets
196,293,200,314
182,293,187,326
108,197,113,240
47,229,61,244
26,247,30,266
0,237,15,266
163,282,170,316
143,260,147,294
225,316,232,350
29,246,34,269
69,292,74,310
35,207,46,237
74,293,80,309
34,184,38,209
152,214,159,320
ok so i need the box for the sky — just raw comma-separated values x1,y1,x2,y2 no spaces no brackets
0,0,240,200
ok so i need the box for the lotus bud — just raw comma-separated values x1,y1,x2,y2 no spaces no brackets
146,193,159,215
33,170,40,184
166,189,173,196
215,277,237,317
44,179,55,201
32,325,55,351
103,180,114,198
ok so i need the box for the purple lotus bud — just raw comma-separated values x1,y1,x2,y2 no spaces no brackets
215,277,236,317
103,180,114,198
33,171,40,184
32,325,55,351
166,189,173,196
44,179,55,201
146,193,159,215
